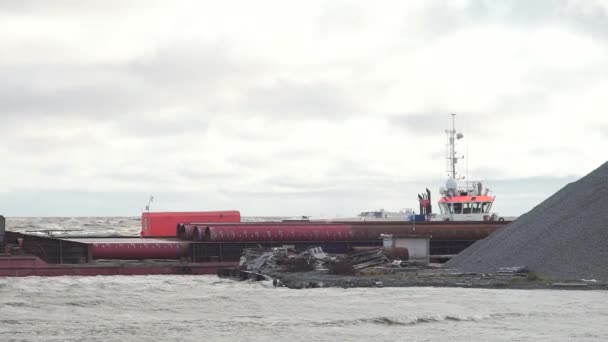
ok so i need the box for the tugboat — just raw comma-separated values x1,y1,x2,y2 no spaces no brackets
421,114,503,222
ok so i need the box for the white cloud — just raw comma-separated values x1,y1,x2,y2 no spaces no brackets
0,0,607,216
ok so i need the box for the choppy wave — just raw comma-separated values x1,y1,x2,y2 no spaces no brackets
4,216,287,237
317,313,503,327
1,219,608,341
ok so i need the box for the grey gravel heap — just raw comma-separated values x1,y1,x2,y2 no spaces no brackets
447,161,608,281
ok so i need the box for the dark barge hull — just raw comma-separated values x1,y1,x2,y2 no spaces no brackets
0,255,237,277
0,239,487,278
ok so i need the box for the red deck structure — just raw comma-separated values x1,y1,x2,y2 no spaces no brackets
140,211,240,237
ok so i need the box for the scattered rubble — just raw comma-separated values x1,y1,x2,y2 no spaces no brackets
497,266,529,276
240,246,400,275
218,245,608,290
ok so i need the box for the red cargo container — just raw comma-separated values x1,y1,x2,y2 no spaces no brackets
183,223,353,242
141,211,240,237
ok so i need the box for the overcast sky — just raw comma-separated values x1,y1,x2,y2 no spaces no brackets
1,0,607,217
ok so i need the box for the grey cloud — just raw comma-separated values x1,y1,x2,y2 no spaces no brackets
430,150,444,159
488,175,577,192
319,1,364,34
264,178,339,192
529,147,580,157
3,134,84,154
272,147,330,160
3,41,360,128
0,189,222,216
116,116,209,138
599,124,608,140
389,112,490,138
0,45,262,138
227,156,270,169
125,44,258,89
240,80,359,119
263,172,430,198
465,166,507,180
0,50,251,120
220,178,421,200
390,112,452,134
523,67,608,100
548,0,608,40
236,158,414,194
485,67,608,121
0,83,143,117
0,63,168,121
0,1,604,217
488,175,577,215
176,168,241,182
98,171,165,184
0,0,136,14
222,188,369,199
417,0,608,41
323,159,407,183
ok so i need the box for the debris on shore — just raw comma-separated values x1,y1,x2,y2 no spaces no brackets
218,246,608,290
239,246,409,275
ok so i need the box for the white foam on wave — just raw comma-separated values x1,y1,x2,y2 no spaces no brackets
315,313,503,327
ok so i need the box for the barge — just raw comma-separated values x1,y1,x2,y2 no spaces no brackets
0,212,510,277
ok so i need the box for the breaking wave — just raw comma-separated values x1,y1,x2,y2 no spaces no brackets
316,312,526,327
319,314,483,327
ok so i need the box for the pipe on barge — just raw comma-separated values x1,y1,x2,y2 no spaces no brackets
177,221,507,242
177,224,196,240
180,223,353,242
63,238,190,260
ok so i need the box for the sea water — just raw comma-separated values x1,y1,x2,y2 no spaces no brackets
1,217,607,341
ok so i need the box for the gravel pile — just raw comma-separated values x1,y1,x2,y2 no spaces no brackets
447,161,608,281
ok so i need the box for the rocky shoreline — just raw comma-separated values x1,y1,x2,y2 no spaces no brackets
220,265,608,290
219,245,608,291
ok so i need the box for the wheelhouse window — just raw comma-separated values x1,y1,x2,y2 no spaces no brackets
453,203,462,214
481,202,494,213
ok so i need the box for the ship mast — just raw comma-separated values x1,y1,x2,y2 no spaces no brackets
446,113,464,179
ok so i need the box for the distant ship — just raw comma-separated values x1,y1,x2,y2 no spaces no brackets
340,114,505,223
419,114,504,222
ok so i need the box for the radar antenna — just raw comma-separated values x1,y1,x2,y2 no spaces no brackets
446,113,464,179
